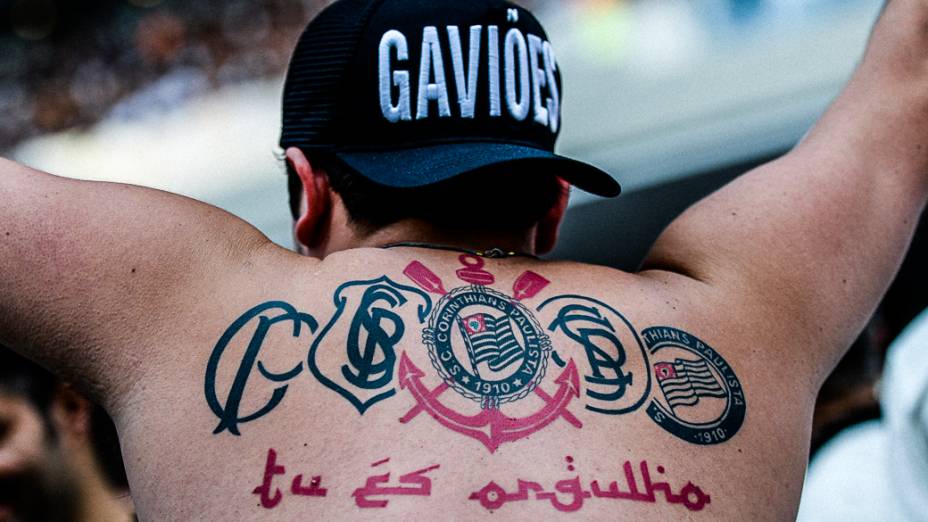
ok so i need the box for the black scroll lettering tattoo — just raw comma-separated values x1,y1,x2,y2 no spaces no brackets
205,301,318,436
538,298,745,445
538,295,651,415
307,277,432,414
341,285,408,390
204,277,744,447
642,327,746,445
204,280,429,437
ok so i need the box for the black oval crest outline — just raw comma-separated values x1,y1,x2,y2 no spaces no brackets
306,276,432,415
643,326,746,445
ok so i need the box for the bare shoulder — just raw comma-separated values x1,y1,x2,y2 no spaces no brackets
535,261,819,440
0,159,284,408
111,250,809,520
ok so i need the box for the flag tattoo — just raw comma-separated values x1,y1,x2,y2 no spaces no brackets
654,359,727,409
459,313,523,372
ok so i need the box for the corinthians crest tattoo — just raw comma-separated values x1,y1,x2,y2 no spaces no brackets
421,286,551,409
399,255,581,453
204,255,746,449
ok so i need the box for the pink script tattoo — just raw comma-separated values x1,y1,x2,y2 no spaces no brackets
253,449,327,510
469,457,711,512
352,458,441,508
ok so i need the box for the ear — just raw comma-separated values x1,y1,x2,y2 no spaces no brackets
287,147,332,250
49,384,92,440
535,178,570,255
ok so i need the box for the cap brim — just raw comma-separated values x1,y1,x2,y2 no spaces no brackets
334,142,621,198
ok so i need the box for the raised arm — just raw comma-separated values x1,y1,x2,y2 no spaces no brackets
642,0,928,380
0,159,273,406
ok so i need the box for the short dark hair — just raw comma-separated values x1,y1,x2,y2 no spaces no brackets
0,348,128,489
286,152,565,236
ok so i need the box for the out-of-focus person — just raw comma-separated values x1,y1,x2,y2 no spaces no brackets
0,348,133,522
798,306,928,521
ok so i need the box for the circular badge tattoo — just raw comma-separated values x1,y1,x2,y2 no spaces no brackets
423,286,552,408
642,327,746,445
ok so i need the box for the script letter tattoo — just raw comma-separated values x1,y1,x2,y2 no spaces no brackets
253,448,286,509
537,295,650,415
309,277,432,414
342,285,407,390
549,304,632,401
469,456,711,512
205,302,318,436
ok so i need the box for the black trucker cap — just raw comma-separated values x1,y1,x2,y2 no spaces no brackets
280,0,621,198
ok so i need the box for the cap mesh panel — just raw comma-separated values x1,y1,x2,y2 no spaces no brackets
280,0,386,149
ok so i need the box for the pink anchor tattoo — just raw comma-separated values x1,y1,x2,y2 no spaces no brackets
399,257,580,453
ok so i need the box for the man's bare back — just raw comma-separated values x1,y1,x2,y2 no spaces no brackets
1,0,927,520
111,248,798,520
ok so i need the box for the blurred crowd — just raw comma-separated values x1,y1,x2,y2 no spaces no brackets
0,0,831,155
0,0,374,152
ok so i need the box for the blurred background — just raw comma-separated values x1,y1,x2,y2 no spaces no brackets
1,0,926,519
